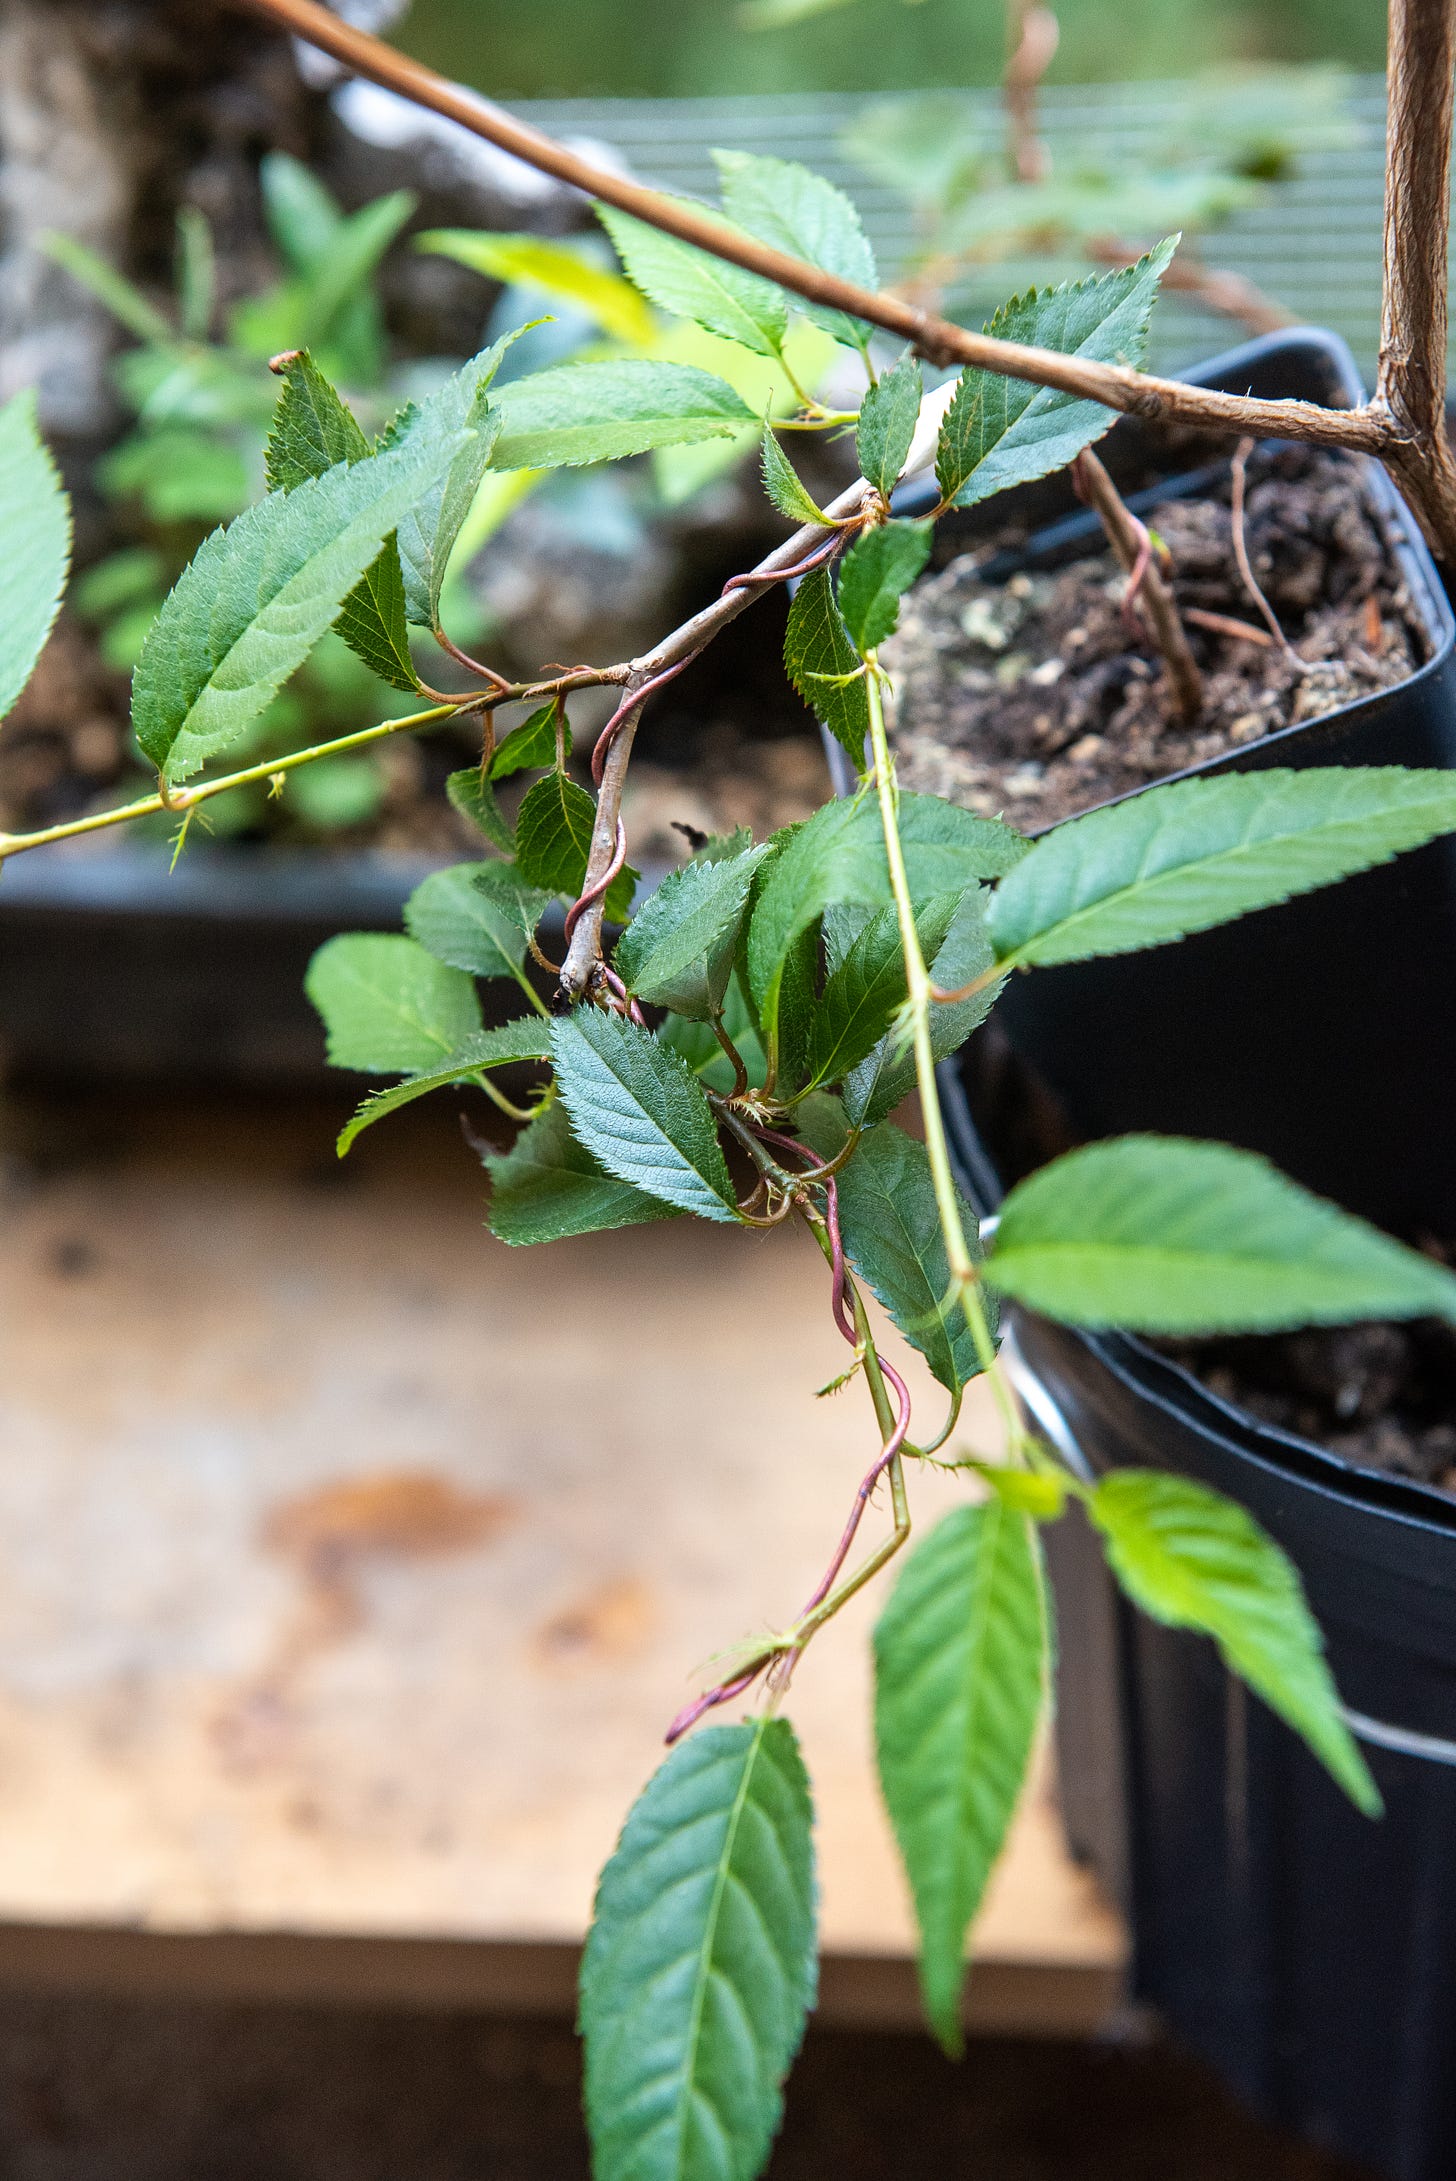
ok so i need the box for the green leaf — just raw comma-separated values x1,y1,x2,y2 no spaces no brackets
485,1097,680,1243
614,847,767,1019
299,189,415,349
259,150,341,275
0,391,72,726
714,149,877,353
416,228,656,346
100,428,249,524
447,765,515,854
747,794,1025,1050
846,888,1001,1126
133,432,460,782
580,1718,816,2181
784,565,869,762
264,349,417,693
551,1010,737,1221
490,701,558,780
337,1019,552,1153
175,207,216,342
1090,1469,1379,1816
874,1503,1047,2053
935,242,1175,509
836,1121,990,1390
294,189,411,351
836,519,931,653
988,767,1456,971
404,862,550,981
387,332,519,626
598,203,788,358
989,1135,1456,1334
856,352,922,495
41,231,176,345
515,772,638,921
761,429,830,527
305,932,482,1073
808,892,959,1091
264,348,369,489
489,360,754,471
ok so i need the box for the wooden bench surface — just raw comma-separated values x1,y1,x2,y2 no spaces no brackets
0,1092,1123,2029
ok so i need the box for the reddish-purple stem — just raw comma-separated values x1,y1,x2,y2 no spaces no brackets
661,1123,909,1741
563,821,628,947
591,656,699,786
1119,520,1154,635
665,1663,773,1745
599,962,647,1027
795,1356,911,1620
719,534,845,597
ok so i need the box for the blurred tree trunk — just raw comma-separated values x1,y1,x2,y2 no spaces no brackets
0,0,309,438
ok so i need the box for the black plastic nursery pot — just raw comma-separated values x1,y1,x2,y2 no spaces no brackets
0,847,431,1086
945,1069,1456,2181
904,333,1456,2180
909,328,1456,1238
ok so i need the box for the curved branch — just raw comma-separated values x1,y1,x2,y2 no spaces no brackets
232,0,1396,457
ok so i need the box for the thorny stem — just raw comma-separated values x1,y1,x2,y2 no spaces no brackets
864,662,1025,1456
1071,446,1204,721
0,702,462,864
233,0,1410,470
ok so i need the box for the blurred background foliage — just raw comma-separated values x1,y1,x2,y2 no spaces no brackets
396,0,1386,102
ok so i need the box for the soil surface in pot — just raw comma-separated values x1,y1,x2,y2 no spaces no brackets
1159,1300,1456,1492
886,442,1426,833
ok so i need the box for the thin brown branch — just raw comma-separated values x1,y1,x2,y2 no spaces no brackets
1005,0,1059,184
1086,237,1296,340
231,0,1396,458
1071,447,1203,720
1229,437,1302,666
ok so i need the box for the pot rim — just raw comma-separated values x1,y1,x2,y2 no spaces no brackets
939,1059,1456,1544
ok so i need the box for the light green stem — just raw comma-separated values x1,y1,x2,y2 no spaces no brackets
863,659,1025,1455
0,702,464,864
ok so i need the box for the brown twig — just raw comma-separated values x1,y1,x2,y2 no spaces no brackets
230,0,1401,462
1071,447,1203,720
1373,0,1456,556
1085,237,1297,340
1184,605,1275,647
556,486,870,996
1005,0,1059,184
1229,437,1303,666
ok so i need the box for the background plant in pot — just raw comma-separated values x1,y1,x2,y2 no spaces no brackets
4,1,1456,2176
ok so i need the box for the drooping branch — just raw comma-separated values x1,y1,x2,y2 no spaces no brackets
231,0,1396,458
1374,0,1456,557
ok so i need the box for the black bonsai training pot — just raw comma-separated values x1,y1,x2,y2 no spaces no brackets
916,334,1456,2181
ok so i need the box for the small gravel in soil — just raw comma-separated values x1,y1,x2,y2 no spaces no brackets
885,443,1427,833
